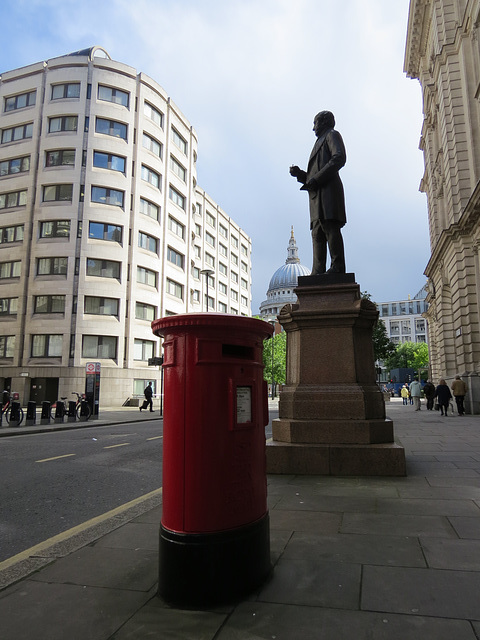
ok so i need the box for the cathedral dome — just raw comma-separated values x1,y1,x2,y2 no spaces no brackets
259,228,310,318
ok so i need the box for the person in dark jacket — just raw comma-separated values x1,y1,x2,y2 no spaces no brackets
423,380,436,410
140,381,154,412
435,379,452,416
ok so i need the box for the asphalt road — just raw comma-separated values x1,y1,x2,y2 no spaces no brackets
0,419,163,562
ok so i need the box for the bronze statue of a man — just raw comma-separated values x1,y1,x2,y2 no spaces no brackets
290,110,347,274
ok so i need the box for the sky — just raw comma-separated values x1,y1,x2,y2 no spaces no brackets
0,0,428,313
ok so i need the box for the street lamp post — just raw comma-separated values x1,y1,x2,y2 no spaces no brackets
200,269,215,312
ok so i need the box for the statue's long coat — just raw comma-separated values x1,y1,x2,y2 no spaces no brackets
303,128,347,229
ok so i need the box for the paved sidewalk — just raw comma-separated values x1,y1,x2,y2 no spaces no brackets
1,398,480,639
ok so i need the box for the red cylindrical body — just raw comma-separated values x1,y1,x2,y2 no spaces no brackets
152,313,273,605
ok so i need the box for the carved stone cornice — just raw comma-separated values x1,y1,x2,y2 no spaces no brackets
404,0,432,79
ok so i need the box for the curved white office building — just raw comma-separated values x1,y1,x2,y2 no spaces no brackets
0,47,252,405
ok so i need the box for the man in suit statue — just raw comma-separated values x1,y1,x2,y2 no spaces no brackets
290,110,347,274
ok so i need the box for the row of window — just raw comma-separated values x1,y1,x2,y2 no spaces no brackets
0,295,156,319
0,333,157,360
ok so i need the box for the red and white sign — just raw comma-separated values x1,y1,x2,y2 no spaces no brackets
86,362,101,373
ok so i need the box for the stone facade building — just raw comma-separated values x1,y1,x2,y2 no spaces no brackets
0,47,252,405
405,1,480,412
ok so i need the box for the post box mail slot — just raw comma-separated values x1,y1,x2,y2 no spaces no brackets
152,313,273,605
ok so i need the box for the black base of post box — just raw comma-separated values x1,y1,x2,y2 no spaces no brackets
158,513,271,606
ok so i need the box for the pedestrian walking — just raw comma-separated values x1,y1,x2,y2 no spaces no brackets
409,378,422,411
451,375,468,416
140,381,154,412
435,379,452,416
401,384,409,405
423,380,436,410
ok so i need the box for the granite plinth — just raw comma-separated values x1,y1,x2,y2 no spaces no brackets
266,276,406,476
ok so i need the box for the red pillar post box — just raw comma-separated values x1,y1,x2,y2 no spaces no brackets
152,313,273,605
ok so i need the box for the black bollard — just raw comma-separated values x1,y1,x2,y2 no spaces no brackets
41,401,51,425
55,400,65,423
68,400,77,422
9,401,22,427
26,401,36,426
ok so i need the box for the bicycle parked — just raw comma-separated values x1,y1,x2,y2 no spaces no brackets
51,392,91,421
1,391,24,426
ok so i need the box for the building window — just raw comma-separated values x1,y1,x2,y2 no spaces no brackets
219,223,228,238
86,258,121,279
89,222,122,243
219,243,228,257
219,262,227,276
166,278,183,300
43,184,73,203
206,211,216,228
34,295,66,314
142,132,162,158
231,290,238,301
231,235,239,248
169,185,185,209
134,339,154,361
45,149,75,168
171,127,187,154
0,224,24,243
389,321,400,335
167,246,184,269
0,297,18,315
84,296,119,316
0,261,21,278
0,335,15,357
139,197,159,221
192,289,200,303
138,231,157,253
0,155,30,176
141,165,161,189
135,302,156,321
82,335,117,359
241,277,248,290
31,334,63,357
95,117,127,140
192,266,200,279
416,319,426,333
144,101,163,128
194,223,201,236
218,302,227,313
93,151,125,173
91,186,124,207
169,156,186,181
241,295,248,306
231,271,238,284
205,295,214,310
168,216,185,240
1,122,33,143
51,83,80,99
205,231,215,247
98,85,129,107
205,253,215,268
241,244,248,256
39,220,70,239
4,90,36,112
37,257,68,276
137,266,157,287
193,245,201,259
231,254,238,266
401,320,411,334
219,282,227,295
241,261,248,273
48,116,78,133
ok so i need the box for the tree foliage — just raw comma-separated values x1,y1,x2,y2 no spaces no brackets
361,291,396,362
263,331,287,385
385,341,429,371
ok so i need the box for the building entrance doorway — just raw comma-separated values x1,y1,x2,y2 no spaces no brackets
29,378,59,404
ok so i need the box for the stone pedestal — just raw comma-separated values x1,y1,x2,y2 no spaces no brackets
266,274,406,476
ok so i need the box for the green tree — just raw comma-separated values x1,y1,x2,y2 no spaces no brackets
385,341,429,372
263,331,287,385
361,291,396,362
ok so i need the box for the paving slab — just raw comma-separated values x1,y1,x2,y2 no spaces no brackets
29,546,158,591
93,522,158,550
420,536,480,570
341,512,458,537
268,508,342,533
0,580,149,640
362,565,480,620
374,497,480,516
215,601,478,640
449,516,480,539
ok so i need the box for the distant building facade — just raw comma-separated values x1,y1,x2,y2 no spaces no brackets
378,286,428,346
0,47,252,405
405,1,480,412
259,228,310,320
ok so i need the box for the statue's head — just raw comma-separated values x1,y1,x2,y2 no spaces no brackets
313,110,335,136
